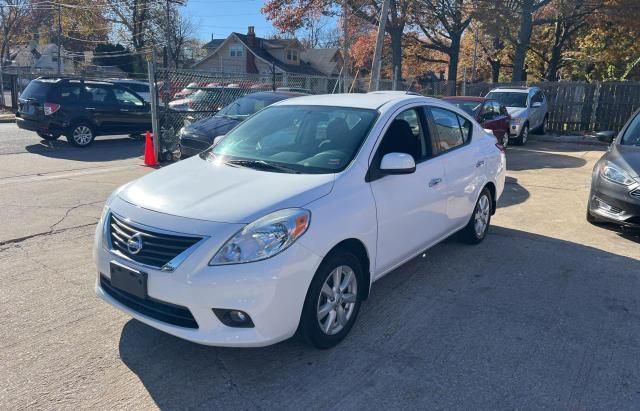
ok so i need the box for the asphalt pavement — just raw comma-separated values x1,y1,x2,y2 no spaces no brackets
0,125,639,409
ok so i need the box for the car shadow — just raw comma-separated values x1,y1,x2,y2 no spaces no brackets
507,144,588,171
497,176,530,209
118,226,640,409
25,136,144,162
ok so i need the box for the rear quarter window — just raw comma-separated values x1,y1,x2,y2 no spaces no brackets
20,81,52,102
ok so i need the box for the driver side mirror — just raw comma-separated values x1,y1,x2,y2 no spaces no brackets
532,101,542,108
595,131,615,143
379,152,416,175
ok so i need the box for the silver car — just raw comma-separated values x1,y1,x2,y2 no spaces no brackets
485,86,549,145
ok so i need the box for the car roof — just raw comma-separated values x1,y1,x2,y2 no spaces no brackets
275,91,434,110
489,86,537,93
249,91,308,98
110,79,149,85
442,96,487,102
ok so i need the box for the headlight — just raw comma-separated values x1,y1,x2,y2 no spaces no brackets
210,208,311,265
601,162,635,186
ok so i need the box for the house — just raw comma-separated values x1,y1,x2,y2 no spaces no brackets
10,42,74,72
193,26,342,77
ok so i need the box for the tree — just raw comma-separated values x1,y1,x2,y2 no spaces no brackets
414,0,472,83
261,0,413,84
527,0,601,81
0,0,28,62
93,43,135,73
106,0,154,70
511,0,553,81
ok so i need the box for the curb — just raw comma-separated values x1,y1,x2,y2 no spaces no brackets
0,116,15,123
531,134,608,147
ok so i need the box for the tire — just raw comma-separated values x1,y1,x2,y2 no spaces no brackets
534,115,548,135
514,123,529,146
461,187,493,244
586,208,600,225
300,250,364,349
67,122,96,147
37,131,60,141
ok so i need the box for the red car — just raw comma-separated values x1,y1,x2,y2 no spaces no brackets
442,96,511,147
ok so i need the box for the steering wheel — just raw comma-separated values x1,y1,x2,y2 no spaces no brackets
317,139,332,149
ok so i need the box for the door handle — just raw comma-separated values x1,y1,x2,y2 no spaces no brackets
119,109,130,112
428,178,442,188
476,160,485,168
85,107,95,110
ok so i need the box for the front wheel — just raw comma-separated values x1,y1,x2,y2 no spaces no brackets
514,124,528,146
461,187,493,244
300,250,363,349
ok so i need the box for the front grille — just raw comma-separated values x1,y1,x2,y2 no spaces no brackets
109,213,202,269
100,275,198,328
631,189,640,200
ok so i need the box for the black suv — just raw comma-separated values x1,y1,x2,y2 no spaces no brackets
16,77,152,147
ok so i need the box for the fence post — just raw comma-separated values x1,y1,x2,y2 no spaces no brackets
590,82,601,131
271,63,276,91
147,53,160,160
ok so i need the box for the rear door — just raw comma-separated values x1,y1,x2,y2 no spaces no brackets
426,106,482,229
83,85,119,133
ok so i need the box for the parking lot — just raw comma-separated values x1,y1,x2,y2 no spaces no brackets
1,124,639,409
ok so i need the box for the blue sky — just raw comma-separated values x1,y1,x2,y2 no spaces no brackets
184,0,276,42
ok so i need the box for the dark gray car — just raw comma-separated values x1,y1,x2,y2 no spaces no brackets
587,111,640,229
178,91,305,158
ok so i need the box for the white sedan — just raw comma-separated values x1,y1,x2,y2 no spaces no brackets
93,92,506,348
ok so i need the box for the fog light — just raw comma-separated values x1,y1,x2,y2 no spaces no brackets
212,308,254,328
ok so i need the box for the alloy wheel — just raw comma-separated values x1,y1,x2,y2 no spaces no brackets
73,126,93,146
474,194,491,237
316,265,358,335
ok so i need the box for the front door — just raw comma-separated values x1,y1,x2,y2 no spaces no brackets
113,87,151,134
369,106,449,277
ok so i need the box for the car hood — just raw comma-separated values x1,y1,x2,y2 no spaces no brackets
506,107,527,118
610,144,640,177
184,116,240,142
169,98,190,106
118,156,335,224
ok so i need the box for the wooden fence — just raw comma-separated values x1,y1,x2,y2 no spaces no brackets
460,81,640,134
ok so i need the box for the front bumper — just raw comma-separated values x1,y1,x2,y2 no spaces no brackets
509,121,523,137
93,198,323,347
588,177,640,228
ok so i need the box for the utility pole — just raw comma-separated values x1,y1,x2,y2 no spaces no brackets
165,0,171,68
471,24,478,83
368,0,390,92
57,0,62,74
342,1,350,93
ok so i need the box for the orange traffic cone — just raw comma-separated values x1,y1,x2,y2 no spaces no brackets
144,131,158,166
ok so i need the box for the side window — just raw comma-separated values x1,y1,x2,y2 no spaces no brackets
378,108,429,161
481,102,496,120
52,85,81,103
114,88,144,106
85,86,114,104
428,107,470,154
491,101,502,114
531,91,542,104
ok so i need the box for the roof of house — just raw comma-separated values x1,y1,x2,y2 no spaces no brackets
232,33,325,76
203,38,225,49
300,48,340,76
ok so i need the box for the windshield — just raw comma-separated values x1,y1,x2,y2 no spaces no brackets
485,92,528,108
204,105,378,174
621,112,640,146
216,94,282,120
444,100,481,115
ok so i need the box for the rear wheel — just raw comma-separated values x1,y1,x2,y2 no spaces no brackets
514,124,529,146
37,131,60,141
300,250,363,349
461,187,493,244
67,123,95,147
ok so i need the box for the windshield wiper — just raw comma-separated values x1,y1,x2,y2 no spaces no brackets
226,159,301,174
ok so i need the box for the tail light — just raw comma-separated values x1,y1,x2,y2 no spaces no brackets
43,102,60,115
